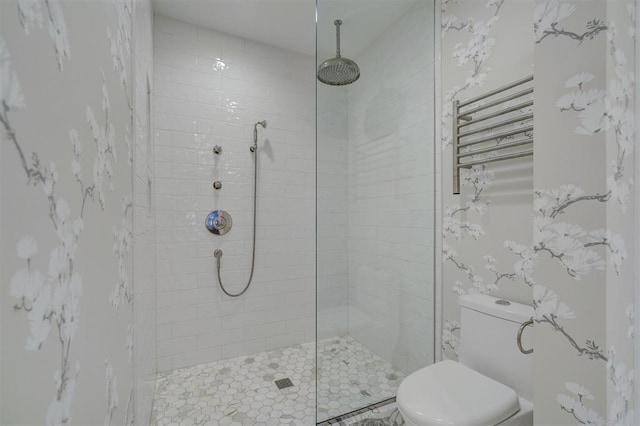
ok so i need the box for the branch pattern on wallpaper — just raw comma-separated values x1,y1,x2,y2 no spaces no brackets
532,2,634,423
443,0,635,424
441,0,523,357
441,0,505,149
2,0,134,424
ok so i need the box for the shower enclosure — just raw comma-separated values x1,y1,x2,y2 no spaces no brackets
150,0,435,424
316,0,436,422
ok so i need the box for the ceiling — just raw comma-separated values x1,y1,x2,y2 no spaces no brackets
152,0,419,58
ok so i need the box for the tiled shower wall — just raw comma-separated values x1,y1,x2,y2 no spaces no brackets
317,85,349,339
152,15,316,372
346,2,436,374
132,0,156,424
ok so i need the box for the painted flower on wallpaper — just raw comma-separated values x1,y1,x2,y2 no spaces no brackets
442,320,460,356
87,74,117,210
440,1,516,344
104,359,119,426
607,348,634,425
110,196,132,313
1,23,134,426
530,3,635,424
534,0,606,44
17,0,71,69
107,0,132,96
557,381,605,425
533,284,575,321
441,0,505,148
0,39,25,111
107,0,134,166
17,0,42,34
45,0,71,70
503,240,535,286
534,0,575,42
625,305,634,339
443,164,518,302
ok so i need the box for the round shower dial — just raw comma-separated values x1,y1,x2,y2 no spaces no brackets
205,210,232,235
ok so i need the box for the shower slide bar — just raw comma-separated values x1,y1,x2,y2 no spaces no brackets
453,75,534,194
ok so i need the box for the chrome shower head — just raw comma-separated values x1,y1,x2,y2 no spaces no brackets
318,20,360,86
251,120,267,152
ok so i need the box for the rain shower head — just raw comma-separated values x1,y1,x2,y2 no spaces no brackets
317,20,360,86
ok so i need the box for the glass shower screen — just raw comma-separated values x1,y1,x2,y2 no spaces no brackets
315,0,436,422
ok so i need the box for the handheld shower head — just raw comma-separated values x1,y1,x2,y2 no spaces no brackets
251,120,267,152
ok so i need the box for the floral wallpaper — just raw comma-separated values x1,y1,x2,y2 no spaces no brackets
440,0,535,360
0,0,147,424
440,0,636,424
533,0,635,423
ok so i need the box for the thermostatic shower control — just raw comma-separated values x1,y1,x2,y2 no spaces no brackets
205,210,232,235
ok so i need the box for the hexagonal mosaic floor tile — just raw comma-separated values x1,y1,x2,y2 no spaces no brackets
151,336,405,425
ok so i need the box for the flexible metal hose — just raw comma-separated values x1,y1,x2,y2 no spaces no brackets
214,121,264,297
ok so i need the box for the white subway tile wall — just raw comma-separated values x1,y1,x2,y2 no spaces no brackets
133,2,156,424
316,85,349,339
345,3,435,374
153,14,316,372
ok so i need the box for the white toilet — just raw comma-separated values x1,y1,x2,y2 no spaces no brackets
397,294,534,426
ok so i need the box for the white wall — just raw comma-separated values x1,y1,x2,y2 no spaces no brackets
152,15,316,372
132,0,156,424
345,2,436,374
317,85,349,339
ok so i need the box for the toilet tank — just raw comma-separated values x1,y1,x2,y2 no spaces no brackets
459,294,533,402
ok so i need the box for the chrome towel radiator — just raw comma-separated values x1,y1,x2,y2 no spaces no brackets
452,75,534,194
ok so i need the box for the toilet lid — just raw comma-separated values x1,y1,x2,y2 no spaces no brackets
397,360,520,426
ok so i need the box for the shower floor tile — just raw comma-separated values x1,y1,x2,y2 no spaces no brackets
151,336,405,425
317,336,405,422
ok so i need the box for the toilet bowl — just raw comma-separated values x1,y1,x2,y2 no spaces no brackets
397,361,533,426
396,295,534,426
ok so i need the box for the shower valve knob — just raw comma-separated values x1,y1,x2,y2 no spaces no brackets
213,181,222,190
213,145,222,155
206,210,232,235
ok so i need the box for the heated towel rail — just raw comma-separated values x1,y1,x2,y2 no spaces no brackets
452,75,534,194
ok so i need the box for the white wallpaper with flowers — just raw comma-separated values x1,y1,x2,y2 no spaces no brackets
0,0,142,424
533,0,635,423
440,0,535,361
440,0,636,424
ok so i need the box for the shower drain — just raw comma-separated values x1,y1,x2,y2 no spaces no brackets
274,378,294,390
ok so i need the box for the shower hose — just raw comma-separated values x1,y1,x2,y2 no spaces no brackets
214,123,262,297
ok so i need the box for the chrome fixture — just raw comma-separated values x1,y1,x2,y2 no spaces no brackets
205,210,232,235
250,120,267,152
213,145,222,155
214,120,266,297
213,181,222,190
516,319,534,355
453,75,533,194
317,20,360,86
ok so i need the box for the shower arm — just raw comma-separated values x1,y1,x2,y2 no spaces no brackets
335,20,342,58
